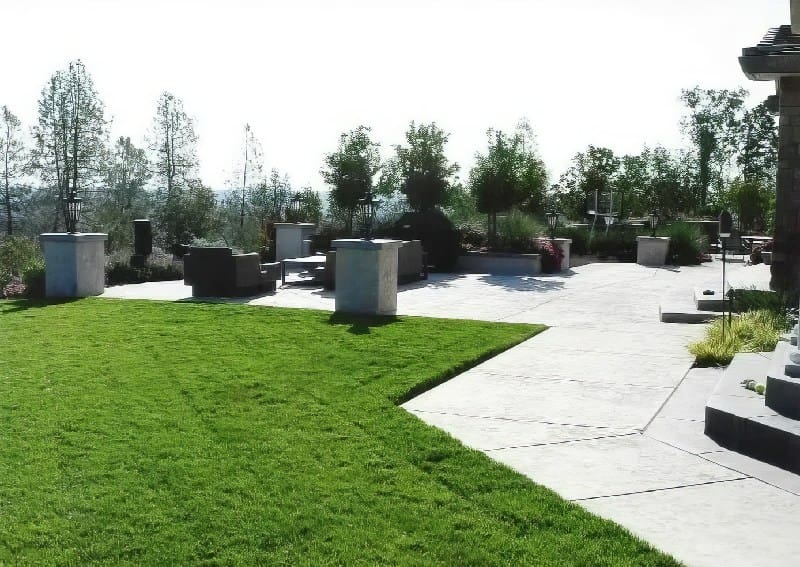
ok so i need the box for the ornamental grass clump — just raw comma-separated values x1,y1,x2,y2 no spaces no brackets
690,309,791,366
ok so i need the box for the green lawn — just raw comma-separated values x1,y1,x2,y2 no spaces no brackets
0,299,678,565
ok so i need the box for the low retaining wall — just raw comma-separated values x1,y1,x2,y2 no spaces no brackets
458,252,541,275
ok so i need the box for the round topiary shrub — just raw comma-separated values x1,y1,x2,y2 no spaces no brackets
391,210,461,271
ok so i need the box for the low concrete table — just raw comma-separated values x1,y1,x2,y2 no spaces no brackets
40,232,108,297
332,239,402,315
281,255,327,285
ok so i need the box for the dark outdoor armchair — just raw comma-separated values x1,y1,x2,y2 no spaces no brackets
183,246,280,297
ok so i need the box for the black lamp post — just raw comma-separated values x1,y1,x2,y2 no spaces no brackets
64,192,82,234
719,210,733,340
546,211,559,240
649,210,659,237
358,190,381,240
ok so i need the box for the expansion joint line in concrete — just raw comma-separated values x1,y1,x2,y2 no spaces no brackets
484,432,639,452
570,476,749,502
407,408,630,431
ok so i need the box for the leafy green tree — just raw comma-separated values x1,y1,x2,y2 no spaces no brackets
149,92,206,246
1,106,27,234
554,146,619,220
738,101,777,185
680,87,747,208
32,60,108,231
722,178,773,233
468,123,548,244
384,121,458,212
93,137,151,250
321,126,381,233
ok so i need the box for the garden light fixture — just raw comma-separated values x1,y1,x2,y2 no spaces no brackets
288,193,303,222
546,211,559,240
64,192,82,234
719,210,732,340
358,190,381,240
649,210,659,237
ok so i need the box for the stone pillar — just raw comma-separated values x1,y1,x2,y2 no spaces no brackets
40,233,108,297
773,76,800,292
793,0,800,34
332,239,402,315
636,236,670,266
274,223,316,261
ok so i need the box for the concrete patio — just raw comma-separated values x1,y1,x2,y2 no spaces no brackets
101,260,799,567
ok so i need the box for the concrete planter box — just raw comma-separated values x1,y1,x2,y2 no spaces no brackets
458,251,541,275
763,251,773,265
332,238,402,315
40,232,108,297
274,223,316,261
536,238,572,270
636,236,670,266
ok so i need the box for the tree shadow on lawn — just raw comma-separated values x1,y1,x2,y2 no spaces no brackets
327,312,400,335
0,297,82,314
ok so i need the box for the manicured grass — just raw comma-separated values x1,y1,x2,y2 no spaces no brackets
0,299,678,565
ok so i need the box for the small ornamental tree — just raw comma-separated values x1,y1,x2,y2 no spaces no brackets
389,121,458,212
321,126,381,234
468,122,547,246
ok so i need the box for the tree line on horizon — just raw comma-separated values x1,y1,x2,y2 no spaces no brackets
0,59,778,254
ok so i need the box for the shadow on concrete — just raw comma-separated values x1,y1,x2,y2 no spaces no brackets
476,271,574,292
327,312,400,335
399,272,468,291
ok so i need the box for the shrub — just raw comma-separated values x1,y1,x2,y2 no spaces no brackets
391,209,461,270
589,231,637,261
106,260,184,286
689,309,791,366
662,222,707,265
555,226,589,256
491,209,546,253
456,221,486,251
0,236,43,298
22,263,45,299
731,288,791,314
538,239,564,273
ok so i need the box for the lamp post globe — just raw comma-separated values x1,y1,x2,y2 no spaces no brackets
649,210,659,238
358,190,381,240
65,193,82,234
546,211,559,240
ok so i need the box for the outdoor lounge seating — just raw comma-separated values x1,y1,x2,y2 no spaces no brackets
183,246,280,297
322,240,427,289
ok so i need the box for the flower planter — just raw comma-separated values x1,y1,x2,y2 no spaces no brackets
458,251,541,275
636,236,670,266
536,238,572,270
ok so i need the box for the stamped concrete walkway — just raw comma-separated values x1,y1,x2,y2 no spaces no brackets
102,261,800,566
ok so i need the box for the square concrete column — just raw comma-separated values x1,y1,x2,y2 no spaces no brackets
40,233,108,297
332,239,402,315
274,223,316,261
636,236,670,266
538,238,572,270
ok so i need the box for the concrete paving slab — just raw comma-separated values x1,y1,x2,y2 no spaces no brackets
485,434,744,501
581,478,800,567
644,417,724,455
519,326,701,356
404,410,635,451
404,370,671,430
654,368,722,420
699,449,800,496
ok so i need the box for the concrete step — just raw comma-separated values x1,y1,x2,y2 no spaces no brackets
693,287,729,312
705,351,800,474
660,304,724,323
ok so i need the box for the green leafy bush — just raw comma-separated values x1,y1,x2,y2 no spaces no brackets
590,231,637,261
493,209,545,253
0,236,43,298
106,261,184,286
22,263,45,299
731,288,790,314
555,226,589,256
690,309,791,366
662,222,707,265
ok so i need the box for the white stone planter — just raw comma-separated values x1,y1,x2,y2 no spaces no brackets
40,233,108,297
332,239,402,315
537,238,572,270
636,236,670,266
274,223,316,261
458,251,542,275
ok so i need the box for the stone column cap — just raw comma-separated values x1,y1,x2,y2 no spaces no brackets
636,236,670,241
274,222,317,228
40,232,108,242
332,238,403,250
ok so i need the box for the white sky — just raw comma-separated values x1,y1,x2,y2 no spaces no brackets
0,0,788,190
